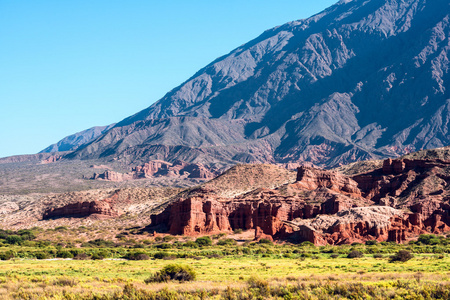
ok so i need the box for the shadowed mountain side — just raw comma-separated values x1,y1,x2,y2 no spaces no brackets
38,0,450,169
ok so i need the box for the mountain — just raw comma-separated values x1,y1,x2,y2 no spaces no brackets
62,0,450,168
40,124,115,153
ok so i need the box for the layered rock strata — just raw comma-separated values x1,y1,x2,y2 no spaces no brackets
150,158,450,244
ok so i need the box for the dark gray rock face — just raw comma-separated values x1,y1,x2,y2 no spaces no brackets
41,124,115,153
66,0,450,167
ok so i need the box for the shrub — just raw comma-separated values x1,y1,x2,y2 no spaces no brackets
91,250,109,260
300,241,315,247
155,243,172,249
259,238,273,245
347,250,363,259
163,236,175,242
183,241,198,248
34,252,50,259
87,239,116,248
145,264,196,283
330,254,339,259
233,229,243,234
365,240,377,246
418,234,441,245
195,236,212,247
154,252,170,259
74,253,90,260
53,277,78,287
247,275,269,296
56,250,74,259
54,226,68,231
217,239,237,246
17,229,36,241
389,250,413,262
373,253,384,259
128,252,150,260
5,235,23,245
0,250,15,260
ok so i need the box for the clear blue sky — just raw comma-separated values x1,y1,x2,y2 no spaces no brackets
0,0,337,158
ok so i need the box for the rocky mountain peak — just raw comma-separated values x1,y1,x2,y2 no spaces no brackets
46,0,450,169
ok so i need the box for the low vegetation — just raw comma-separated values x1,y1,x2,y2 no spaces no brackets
1,229,450,299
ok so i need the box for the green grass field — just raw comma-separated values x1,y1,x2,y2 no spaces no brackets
1,253,450,299
1,229,450,299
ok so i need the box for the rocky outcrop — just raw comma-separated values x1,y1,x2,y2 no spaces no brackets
40,155,62,164
43,200,122,219
151,194,309,236
296,166,361,197
91,160,218,181
150,157,450,244
353,158,450,203
91,170,133,182
150,167,371,238
42,190,123,219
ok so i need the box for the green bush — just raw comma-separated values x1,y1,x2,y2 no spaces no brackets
0,250,15,260
155,243,172,249
127,252,150,260
347,250,363,258
34,252,50,259
182,241,198,248
154,251,170,259
195,236,212,247
163,236,175,242
365,240,377,246
54,226,68,231
57,250,74,259
91,250,109,260
418,234,441,245
389,250,413,262
259,238,273,245
17,229,36,241
145,264,196,283
217,239,237,246
6,235,23,245
300,241,315,247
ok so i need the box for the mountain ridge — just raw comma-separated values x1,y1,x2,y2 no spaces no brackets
45,0,450,168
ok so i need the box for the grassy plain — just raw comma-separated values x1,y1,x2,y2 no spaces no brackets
1,242,450,299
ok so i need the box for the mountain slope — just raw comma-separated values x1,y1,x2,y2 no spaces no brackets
41,124,115,153
65,0,450,168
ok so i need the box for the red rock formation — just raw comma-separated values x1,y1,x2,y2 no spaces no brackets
132,160,172,178
43,191,123,219
91,160,218,181
150,181,368,238
296,166,361,197
91,170,132,182
40,155,62,164
149,158,450,245
43,200,122,219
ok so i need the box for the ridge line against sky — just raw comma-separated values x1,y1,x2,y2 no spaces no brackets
0,0,337,158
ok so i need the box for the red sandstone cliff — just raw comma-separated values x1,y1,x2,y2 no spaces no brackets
149,158,450,245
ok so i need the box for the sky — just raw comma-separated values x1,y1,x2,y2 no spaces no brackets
0,0,338,158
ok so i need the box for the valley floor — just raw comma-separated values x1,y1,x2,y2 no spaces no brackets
1,249,450,299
